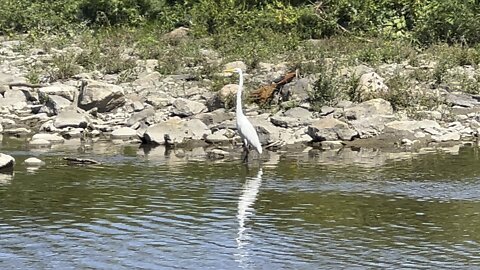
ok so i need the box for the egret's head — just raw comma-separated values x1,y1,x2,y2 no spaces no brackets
223,67,243,75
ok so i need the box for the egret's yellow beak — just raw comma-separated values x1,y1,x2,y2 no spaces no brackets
223,68,236,73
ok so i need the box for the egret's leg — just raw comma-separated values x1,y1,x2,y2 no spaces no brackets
242,139,250,162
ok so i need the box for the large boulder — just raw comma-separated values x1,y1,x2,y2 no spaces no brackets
354,72,389,102
38,83,77,101
0,89,28,109
0,153,15,172
206,84,237,111
79,80,125,112
344,98,394,120
307,117,358,141
39,95,72,115
111,127,139,140
384,120,441,139
350,115,396,139
280,78,311,103
194,109,234,127
53,110,89,129
172,98,207,117
143,118,211,145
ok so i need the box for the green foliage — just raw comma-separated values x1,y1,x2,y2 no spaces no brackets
308,62,341,110
49,53,82,81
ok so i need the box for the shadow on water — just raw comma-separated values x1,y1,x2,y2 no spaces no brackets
1,135,480,268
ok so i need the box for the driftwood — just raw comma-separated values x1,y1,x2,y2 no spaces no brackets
250,70,297,105
63,157,100,165
9,82,46,89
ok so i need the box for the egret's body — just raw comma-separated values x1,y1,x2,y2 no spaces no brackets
225,68,262,159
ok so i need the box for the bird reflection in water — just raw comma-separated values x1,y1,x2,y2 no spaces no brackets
235,168,263,268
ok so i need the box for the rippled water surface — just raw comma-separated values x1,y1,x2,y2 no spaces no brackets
1,138,480,269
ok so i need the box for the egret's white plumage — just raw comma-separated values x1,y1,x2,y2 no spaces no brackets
225,68,262,156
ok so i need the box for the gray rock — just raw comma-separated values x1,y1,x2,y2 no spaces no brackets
194,109,234,127
270,115,300,128
344,98,394,120
307,118,358,141
284,107,313,121
24,157,45,166
350,115,396,139
401,138,414,146
32,133,64,143
133,71,162,90
79,80,125,112
38,83,77,101
126,107,155,126
446,92,480,108
0,153,15,172
250,116,282,145
184,119,212,140
416,110,443,120
143,118,210,145
3,127,31,136
53,110,89,129
207,84,237,110
132,100,145,112
384,120,441,138
354,72,389,102
111,127,139,140
0,89,28,109
280,78,310,102
432,132,461,142
40,95,72,115
145,91,172,109
205,129,231,144
172,98,207,117
61,128,84,139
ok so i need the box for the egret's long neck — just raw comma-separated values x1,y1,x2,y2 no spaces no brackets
236,70,244,116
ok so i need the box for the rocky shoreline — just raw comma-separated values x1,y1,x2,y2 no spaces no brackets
2,36,480,170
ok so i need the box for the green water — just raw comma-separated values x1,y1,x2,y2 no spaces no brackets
1,136,480,269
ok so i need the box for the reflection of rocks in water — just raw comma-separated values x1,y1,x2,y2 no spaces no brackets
307,144,466,168
0,173,13,185
139,145,207,166
308,147,390,168
26,166,40,174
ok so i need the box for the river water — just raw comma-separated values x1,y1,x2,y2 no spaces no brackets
1,137,480,269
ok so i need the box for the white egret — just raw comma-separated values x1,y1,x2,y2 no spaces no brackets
223,68,262,161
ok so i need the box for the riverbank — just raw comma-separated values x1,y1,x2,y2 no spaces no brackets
2,29,480,171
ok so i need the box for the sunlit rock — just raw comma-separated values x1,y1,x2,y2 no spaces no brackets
111,127,139,140
307,118,358,141
171,98,207,117
0,153,15,172
79,79,125,112
32,133,65,143
24,157,45,166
